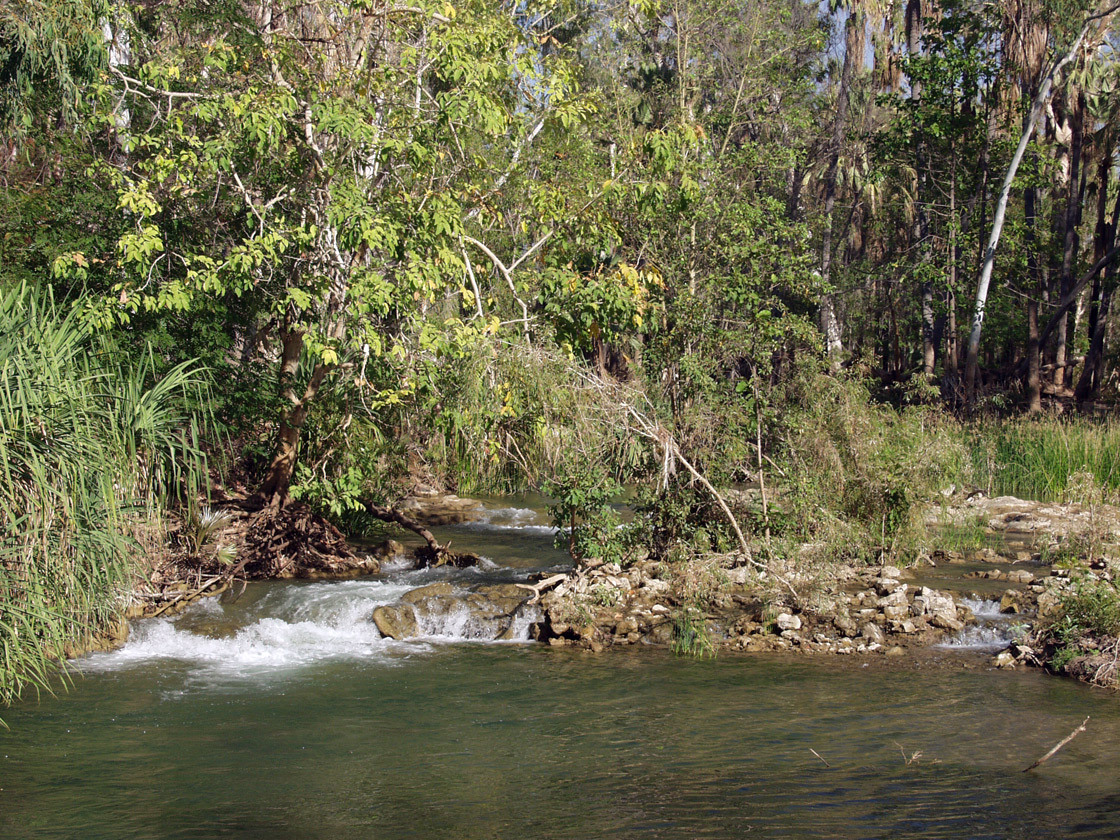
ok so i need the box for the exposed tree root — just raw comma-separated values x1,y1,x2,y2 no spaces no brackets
231,501,367,579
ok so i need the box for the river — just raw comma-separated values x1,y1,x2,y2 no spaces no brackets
2,499,1119,839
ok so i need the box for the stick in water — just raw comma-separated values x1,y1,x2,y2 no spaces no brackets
809,748,831,768
1023,716,1090,772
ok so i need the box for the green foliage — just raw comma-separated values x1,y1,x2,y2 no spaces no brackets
0,282,209,714
969,419,1120,502
1058,577,1120,637
775,365,971,560
544,462,625,565
670,606,716,659
1047,574,1120,672
932,516,997,554
631,482,735,561
0,0,107,131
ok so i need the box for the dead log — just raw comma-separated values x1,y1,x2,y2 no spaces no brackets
515,573,568,604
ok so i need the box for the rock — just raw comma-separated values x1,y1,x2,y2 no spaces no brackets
999,589,1024,614
372,604,419,639
912,587,959,631
879,566,903,579
643,578,671,595
375,581,535,641
833,614,858,637
402,582,456,603
993,650,1016,668
877,588,908,608
646,621,675,645
776,613,802,631
859,623,885,645
929,613,964,632
373,539,407,561
882,604,909,620
885,645,905,657
1036,590,1062,618
616,616,639,636
1006,569,1035,584
396,494,484,525
875,578,907,596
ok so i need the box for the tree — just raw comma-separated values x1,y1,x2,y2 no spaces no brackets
50,0,594,508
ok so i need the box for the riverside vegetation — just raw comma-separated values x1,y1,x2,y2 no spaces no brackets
4,0,1120,715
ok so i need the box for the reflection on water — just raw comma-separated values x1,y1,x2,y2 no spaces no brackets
1,497,1117,839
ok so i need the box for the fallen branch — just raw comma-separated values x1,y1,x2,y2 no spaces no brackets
364,502,446,557
809,748,831,768
622,402,799,601
1023,716,1090,772
150,575,224,618
514,573,568,604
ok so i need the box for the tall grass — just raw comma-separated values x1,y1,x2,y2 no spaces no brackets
0,283,209,715
969,419,1120,502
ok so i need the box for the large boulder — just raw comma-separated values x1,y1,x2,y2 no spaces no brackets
372,604,420,639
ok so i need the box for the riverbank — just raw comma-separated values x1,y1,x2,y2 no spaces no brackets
93,490,1120,691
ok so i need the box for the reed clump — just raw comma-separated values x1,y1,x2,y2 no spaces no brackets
969,419,1120,502
0,283,209,715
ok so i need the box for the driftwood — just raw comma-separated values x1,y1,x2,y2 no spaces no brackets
514,574,568,604
150,575,225,618
1023,716,1090,772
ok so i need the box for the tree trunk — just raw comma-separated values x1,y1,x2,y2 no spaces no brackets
257,325,336,507
1025,174,1044,412
1054,91,1086,387
1076,162,1120,404
963,18,1095,403
908,0,937,380
819,12,858,366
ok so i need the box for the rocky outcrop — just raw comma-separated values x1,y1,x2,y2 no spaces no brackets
531,560,985,655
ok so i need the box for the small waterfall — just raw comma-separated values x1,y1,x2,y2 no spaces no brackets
81,579,416,678
959,597,1003,620
83,574,542,684
938,597,1019,650
408,599,542,642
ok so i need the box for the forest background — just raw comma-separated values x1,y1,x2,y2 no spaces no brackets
4,0,1120,703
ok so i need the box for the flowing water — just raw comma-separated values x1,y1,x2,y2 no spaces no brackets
3,499,1120,839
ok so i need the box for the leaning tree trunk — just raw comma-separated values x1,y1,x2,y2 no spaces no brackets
964,18,1096,403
